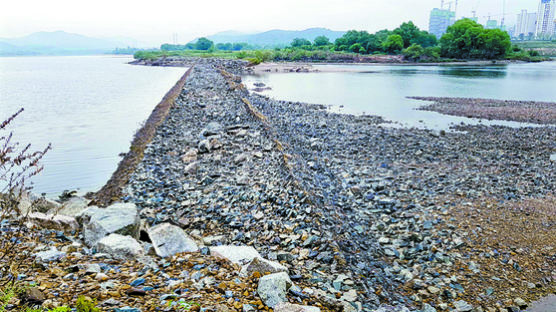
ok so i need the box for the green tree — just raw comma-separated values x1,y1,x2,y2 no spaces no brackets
195,38,214,50
440,18,511,59
479,28,511,59
412,31,437,47
314,36,331,46
291,38,312,47
349,43,363,53
382,34,404,54
402,44,425,61
393,21,421,48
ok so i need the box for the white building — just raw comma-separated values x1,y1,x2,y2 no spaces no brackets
536,0,556,38
516,10,537,38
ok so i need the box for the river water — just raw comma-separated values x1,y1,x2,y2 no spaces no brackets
243,62,556,129
0,55,186,196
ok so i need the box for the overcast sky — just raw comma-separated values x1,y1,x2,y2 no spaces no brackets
0,0,540,46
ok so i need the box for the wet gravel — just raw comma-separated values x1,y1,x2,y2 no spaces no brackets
411,96,556,125
124,59,556,311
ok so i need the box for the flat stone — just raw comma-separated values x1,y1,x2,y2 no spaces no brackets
257,272,292,308
28,212,79,232
274,303,321,312
147,223,198,258
34,247,66,262
240,257,288,277
82,203,140,246
210,245,261,265
453,300,473,312
95,234,144,260
201,122,222,137
550,154,556,162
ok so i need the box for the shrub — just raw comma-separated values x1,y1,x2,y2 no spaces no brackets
75,296,99,312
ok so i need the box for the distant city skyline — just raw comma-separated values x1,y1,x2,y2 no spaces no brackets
0,0,542,46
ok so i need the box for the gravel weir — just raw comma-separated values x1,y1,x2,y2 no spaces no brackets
124,58,556,311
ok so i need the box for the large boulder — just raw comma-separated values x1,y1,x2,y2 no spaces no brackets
210,245,261,265
28,212,79,232
240,257,287,277
257,272,292,308
274,303,320,312
55,196,89,216
147,223,198,257
81,203,139,246
95,234,144,260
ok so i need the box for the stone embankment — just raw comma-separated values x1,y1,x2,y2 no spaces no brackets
6,58,555,312
124,59,555,311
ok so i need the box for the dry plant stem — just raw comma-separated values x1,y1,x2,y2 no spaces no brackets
0,108,50,285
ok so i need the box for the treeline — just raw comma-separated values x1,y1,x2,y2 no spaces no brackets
135,20,544,62
161,39,254,52
289,19,537,61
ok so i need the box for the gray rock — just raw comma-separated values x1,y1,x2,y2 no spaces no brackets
243,304,256,312
422,303,437,312
34,247,66,262
147,223,198,257
56,196,89,216
198,139,211,153
85,263,101,274
184,162,199,175
82,203,140,246
28,212,79,232
210,245,261,265
274,303,320,312
453,300,473,312
240,257,287,277
95,234,144,259
514,298,527,308
550,154,556,162
201,122,222,137
257,272,292,308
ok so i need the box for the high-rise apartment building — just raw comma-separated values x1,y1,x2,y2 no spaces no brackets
516,10,537,38
429,8,456,39
536,0,556,38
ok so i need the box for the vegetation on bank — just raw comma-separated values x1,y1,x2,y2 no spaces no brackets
513,40,556,57
134,20,547,63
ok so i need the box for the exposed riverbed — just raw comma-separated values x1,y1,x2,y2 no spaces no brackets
123,59,555,311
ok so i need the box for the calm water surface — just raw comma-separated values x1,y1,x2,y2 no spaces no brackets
0,55,186,196
243,62,556,129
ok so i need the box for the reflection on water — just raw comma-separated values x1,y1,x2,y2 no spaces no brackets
380,67,508,78
243,62,556,129
0,55,186,196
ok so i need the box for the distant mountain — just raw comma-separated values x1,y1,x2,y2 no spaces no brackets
204,28,346,47
0,31,140,56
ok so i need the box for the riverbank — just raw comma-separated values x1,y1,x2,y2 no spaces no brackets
123,59,554,310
